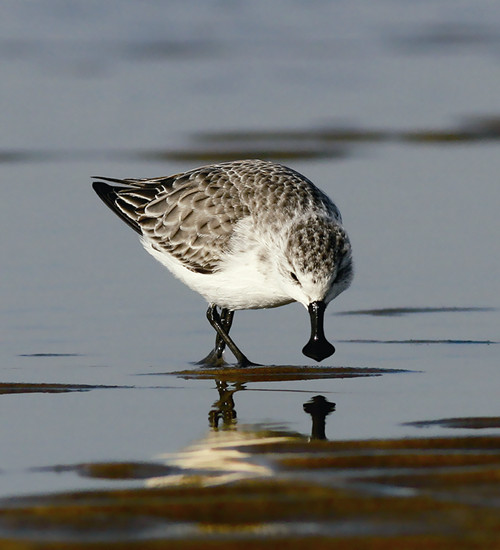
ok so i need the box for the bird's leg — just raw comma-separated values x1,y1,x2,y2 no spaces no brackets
198,307,234,367
208,379,238,429
206,305,255,368
214,308,234,357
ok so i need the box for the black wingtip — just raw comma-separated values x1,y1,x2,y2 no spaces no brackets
92,180,118,208
91,180,142,235
92,179,110,195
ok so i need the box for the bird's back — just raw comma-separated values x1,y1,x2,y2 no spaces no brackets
93,160,342,275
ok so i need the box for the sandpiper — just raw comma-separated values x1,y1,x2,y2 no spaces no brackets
93,159,353,366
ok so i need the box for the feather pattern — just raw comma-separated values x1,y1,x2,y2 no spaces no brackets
92,159,342,275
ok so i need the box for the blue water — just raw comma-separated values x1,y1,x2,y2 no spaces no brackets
1,0,499,497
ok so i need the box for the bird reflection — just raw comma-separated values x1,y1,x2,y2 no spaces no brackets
208,380,336,442
208,380,245,430
303,395,336,440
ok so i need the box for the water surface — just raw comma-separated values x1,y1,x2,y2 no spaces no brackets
0,1,499,545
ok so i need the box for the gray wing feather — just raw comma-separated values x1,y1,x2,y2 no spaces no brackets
93,159,341,275
94,169,248,274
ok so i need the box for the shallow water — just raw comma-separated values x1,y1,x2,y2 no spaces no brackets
1,1,500,545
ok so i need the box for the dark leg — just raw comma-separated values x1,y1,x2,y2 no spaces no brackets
197,307,234,367
208,379,240,429
215,309,234,357
204,304,256,367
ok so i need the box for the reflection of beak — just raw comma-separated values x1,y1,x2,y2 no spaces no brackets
302,301,336,362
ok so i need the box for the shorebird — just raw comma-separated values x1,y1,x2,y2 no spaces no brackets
92,159,353,366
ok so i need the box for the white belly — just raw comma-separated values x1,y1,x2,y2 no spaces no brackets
141,238,293,310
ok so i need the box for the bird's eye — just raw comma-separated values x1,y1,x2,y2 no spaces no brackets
290,272,299,283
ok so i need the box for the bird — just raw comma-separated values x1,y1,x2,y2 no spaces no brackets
92,159,353,367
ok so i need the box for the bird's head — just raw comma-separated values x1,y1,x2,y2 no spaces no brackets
278,218,353,362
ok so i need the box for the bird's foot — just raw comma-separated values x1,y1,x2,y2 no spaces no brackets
196,349,228,368
195,352,259,369
234,357,260,368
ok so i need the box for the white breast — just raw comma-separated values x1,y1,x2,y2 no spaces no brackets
141,237,293,310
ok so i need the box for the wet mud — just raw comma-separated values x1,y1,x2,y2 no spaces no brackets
0,430,499,548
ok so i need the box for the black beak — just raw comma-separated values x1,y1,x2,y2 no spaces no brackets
302,301,336,362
